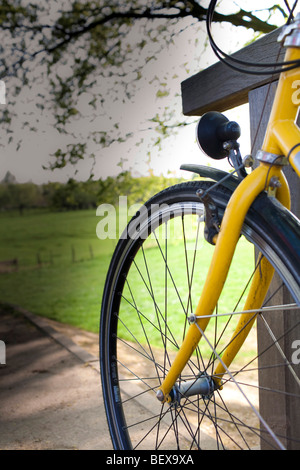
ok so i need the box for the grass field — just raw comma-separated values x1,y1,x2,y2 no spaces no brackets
0,208,116,332
117,220,255,357
0,207,255,349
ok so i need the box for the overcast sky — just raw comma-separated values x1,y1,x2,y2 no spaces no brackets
0,1,292,184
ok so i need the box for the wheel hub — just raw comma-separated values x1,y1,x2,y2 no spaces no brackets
157,372,216,405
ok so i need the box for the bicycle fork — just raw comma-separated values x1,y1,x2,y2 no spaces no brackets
156,162,290,404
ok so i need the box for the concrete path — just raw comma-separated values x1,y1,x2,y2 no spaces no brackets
0,306,113,450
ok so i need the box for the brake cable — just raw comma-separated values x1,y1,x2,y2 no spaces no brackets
206,0,300,75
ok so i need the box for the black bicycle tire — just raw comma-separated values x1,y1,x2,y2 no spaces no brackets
100,180,300,450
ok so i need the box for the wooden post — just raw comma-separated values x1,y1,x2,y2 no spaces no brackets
249,83,300,450
181,27,300,449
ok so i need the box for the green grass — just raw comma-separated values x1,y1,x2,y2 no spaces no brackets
118,217,256,357
0,207,255,358
0,209,116,332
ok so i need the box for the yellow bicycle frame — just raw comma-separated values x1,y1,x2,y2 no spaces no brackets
158,39,300,402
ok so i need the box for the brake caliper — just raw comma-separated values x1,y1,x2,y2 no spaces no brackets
196,189,220,245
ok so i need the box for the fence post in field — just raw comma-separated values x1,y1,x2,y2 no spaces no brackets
71,245,76,263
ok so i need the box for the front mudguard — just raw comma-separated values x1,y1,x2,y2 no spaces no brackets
180,164,242,192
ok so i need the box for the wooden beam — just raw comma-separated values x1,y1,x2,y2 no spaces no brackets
181,27,285,116
250,82,300,451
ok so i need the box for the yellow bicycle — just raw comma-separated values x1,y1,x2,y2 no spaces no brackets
100,1,300,450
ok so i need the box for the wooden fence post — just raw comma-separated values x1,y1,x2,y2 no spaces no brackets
181,27,300,449
249,83,300,450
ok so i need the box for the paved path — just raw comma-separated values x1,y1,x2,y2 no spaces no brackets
0,306,220,452
0,306,113,450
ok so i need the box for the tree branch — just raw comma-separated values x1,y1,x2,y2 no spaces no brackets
38,3,278,57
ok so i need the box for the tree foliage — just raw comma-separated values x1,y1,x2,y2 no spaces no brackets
0,170,185,212
0,1,289,173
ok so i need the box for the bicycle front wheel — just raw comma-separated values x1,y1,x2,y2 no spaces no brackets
100,181,300,450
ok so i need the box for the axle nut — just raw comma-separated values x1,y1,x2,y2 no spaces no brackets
156,390,164,402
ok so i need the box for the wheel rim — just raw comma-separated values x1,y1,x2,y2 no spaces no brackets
102,197,300,450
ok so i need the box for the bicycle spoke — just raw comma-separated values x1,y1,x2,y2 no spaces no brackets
194,321,286,449
101,183,300,450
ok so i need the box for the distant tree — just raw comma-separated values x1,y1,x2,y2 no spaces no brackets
48,178,97,210
1,171,17,184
